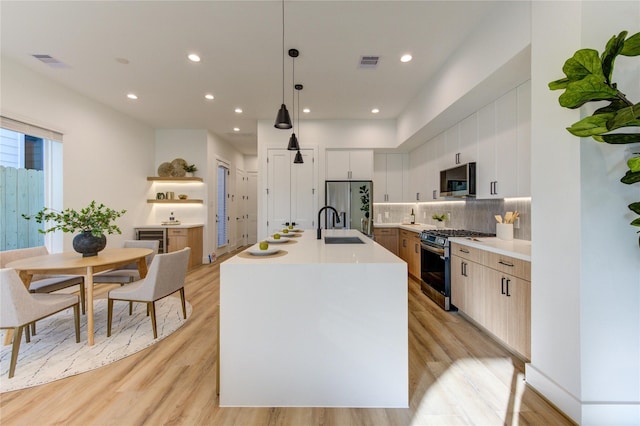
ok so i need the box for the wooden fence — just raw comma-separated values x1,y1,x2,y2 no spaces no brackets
0,166,45,251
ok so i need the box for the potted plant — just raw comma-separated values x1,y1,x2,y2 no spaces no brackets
432,213,447,228
23,201,126,257
183,164,198,177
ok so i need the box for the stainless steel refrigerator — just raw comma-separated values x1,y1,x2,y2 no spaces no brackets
324,180,373,236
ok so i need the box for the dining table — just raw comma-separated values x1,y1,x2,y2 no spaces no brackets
5,247,153,346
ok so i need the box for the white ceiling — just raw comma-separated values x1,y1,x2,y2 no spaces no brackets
1,1,500,155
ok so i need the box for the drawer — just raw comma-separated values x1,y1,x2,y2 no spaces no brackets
450,242,484,264
168,228,188,236
399,229,417,238
374,228,398,236
484,251,531,281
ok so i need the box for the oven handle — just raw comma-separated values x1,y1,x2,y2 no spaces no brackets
420,243,445,257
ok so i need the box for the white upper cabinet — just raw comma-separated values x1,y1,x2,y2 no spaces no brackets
442,114,478,168
476,83,530,199
374,153,407,202
408,143,428,202
326,150,373,180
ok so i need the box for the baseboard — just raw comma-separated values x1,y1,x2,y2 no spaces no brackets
525,363,581,423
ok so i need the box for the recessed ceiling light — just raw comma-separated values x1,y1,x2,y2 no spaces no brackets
400,54,413,63
127,93,138,100
233,127,240,132
303,108,310,114
115,57,130,65
371,108,380,114
187,53,201,62
205,94,214,100
234,108,243,113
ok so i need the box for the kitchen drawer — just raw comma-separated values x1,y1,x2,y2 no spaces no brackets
168,228,188,236
374,228,398,236
450,242,484,264
484,251,531,281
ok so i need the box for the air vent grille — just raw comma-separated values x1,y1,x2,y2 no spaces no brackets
359,56,379,69
32,54,67,68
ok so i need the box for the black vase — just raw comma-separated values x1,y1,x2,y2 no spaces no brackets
72,231,106,257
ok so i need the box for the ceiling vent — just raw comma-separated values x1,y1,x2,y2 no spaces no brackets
32,54,68,68
359,56,379,69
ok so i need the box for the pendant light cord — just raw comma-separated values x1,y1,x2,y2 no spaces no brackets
281,0,285,104
292,54,295,133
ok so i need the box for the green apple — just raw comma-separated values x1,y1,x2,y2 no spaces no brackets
288,225,294,230
273,233,281,240
259,241,269,250
282,228,289,234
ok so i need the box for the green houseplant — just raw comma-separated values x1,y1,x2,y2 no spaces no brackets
548,30,640,245
23,201,126,256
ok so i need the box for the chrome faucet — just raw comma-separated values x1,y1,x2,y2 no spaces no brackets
317,206,340,239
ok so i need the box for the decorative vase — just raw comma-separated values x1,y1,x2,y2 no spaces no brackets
72,231,107,257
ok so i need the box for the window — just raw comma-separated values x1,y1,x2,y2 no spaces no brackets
0,116,63,251
217,162,229,248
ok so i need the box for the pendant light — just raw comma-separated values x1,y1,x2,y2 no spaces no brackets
274,0,292,129
287,49,300,150
293,84,304,164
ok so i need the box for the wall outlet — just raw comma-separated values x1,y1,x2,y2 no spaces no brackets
514,217,520,229
446,212,451,221
384,211,389,219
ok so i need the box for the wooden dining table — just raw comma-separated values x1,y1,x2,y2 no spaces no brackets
5,247,153,346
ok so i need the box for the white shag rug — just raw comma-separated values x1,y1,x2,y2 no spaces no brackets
0,296,192,393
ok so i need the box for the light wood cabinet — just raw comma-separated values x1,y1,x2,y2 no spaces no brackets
167,226,203,269
450,242,531,360
326,150,373,180
374,153,407,202
373,227,399,256
399,229,420,278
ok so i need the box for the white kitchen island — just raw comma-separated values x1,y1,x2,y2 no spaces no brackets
219,229,408,407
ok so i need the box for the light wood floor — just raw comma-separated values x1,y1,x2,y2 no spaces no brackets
0,249,574,426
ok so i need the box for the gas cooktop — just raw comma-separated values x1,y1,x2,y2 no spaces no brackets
419,229,495,247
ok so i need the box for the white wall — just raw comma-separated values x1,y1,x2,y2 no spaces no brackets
0,56,155,252
528,2,640,424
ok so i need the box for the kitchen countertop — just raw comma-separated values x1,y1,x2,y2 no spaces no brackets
225,229,404,265
134,223,204,229
449,237,531,261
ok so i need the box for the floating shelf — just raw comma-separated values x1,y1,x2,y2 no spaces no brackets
147,199,203,204
147,176,203,183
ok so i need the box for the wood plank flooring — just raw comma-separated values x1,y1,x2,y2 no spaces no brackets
0,249,575,425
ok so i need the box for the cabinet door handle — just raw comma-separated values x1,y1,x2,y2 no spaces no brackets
506,278,511,297
459,248,470,254
455,153,460,164
461,261,465,276
501,277,506,295
415,243,419,254
498,260,514,267
416,192,420,201
403,240,406,248
494,181,498,195
432,190,437,199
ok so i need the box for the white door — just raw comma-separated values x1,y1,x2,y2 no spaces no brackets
235,169,246,248
267,150,292,236
247,171,258,244
290,149,316,229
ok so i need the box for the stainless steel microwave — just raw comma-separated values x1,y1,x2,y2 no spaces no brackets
439,162,476,198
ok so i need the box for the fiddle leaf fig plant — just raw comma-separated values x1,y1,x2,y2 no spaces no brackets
549,30,640,245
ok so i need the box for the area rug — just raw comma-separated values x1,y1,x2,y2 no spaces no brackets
0,296,192,393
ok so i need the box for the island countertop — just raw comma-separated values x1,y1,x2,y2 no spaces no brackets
224,228,405,265
220,228,408,408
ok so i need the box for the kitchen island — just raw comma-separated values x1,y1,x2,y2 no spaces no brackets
219,229,408,407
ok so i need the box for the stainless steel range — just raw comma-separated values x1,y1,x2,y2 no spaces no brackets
418,229,494,310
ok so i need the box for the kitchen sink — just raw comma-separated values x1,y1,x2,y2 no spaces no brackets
324,236,365,244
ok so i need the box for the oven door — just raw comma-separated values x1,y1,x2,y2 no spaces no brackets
420,243,446,294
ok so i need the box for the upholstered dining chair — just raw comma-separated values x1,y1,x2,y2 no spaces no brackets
94,240,159,314
0,268,80,378
107,247,190,339
0,246,86,315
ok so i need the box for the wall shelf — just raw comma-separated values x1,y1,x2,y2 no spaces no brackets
147,199,203,204
147,176,203,182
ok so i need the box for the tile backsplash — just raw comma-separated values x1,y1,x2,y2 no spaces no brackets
373,198,531,241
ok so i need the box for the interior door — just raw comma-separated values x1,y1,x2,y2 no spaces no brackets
290,149,315,229
246,171,258,244
267,149,292,236
236,169,246,248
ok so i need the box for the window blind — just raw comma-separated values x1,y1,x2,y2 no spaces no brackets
0,116,63,142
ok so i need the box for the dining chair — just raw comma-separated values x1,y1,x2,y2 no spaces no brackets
0,268,80,378
107,247,190,339
94,240,159,314
0,246,86,315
